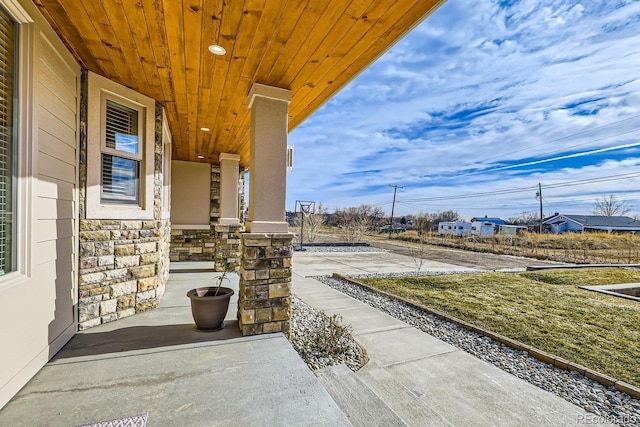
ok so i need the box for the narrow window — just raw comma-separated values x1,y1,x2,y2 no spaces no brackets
0,5,16,276
101,98,143,204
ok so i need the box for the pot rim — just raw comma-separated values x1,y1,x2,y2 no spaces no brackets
187,286,235,299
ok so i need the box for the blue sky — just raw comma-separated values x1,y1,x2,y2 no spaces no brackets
286,0,640,219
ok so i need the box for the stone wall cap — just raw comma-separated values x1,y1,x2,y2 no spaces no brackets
241,232,294,239
172,224,211,230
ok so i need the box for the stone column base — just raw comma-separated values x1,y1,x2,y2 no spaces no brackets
213,224,242,271
238,233,293,336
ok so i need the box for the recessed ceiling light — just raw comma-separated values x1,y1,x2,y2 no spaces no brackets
200,127,211,132
208,44,226,55
197,155,205,159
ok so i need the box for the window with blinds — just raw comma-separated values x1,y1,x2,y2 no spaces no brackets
101,99,142,204
0,6,16,276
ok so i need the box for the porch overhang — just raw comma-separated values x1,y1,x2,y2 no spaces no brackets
33,0,446,167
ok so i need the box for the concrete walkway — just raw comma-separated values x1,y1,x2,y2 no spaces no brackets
0,262,348,427
292,250,597,426
0,251,605,426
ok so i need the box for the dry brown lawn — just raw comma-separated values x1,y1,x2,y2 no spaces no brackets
359,268,640,387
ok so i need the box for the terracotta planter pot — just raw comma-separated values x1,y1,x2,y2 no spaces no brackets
187,286,234,331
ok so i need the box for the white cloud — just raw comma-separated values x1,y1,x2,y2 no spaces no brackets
287,0,640,218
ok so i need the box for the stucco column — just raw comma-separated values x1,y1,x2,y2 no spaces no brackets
219,153,241,225
247,83,292,233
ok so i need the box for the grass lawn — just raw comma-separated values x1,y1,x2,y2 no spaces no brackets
359,268,640,387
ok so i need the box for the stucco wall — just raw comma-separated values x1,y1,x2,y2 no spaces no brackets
171,160,211,226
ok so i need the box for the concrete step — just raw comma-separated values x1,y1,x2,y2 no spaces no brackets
356,361,453,426
316,364,405,427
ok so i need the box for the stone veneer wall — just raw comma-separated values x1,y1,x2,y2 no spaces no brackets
213,224,242,271
78,71,170,329
169,229,216,261
238,233,293,335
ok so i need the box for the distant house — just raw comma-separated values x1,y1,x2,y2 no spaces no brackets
471,221,496,236
439,221,473,236
543,214,640,234
471,216,507,226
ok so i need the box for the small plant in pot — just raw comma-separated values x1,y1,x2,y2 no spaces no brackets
187,264,235,331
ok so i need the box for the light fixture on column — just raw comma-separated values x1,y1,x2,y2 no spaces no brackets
286,145,294,172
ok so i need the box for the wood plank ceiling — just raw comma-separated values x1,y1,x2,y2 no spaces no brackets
34,0,445,167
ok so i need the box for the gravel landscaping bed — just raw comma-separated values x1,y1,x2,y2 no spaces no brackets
289,296,366,372
316,274,640,427
294,246,387,253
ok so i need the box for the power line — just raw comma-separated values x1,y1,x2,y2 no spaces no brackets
545,172,640,189
400,171,640,203
400,190,640,210
402,186,536,202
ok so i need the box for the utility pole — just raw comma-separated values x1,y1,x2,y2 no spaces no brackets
537,183,543,233
389,184,403,235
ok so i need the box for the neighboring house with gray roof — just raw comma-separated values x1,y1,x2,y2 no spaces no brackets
544,214,640,234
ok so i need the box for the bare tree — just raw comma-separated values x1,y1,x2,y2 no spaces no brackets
507,211,539,225
303,203,327,242
432,210,460,226
336,205,374,242
592,194,631,216
371,206,385,227
413,212,435,237
291,203,327,242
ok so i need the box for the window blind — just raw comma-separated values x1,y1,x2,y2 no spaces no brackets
0,6,15,276
101,99,141,204
101,154,139,204
105,99,139,154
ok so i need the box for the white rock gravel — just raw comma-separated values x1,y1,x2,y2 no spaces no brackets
294,246,387,253
289,296,366,372
316,274,640,427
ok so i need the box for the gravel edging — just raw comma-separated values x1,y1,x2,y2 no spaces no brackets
288,296,367,372
317,274,640,427
294,246,388,253
335,273,640,399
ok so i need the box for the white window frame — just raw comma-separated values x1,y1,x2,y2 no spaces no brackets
161,109,171,219
0,0,34,289
87,72,155,220
100,95,143,204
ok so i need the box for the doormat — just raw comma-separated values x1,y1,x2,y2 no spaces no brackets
75,412,148,427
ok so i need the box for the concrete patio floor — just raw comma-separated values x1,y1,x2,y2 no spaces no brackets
0,251,604,426
0,262,348,427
